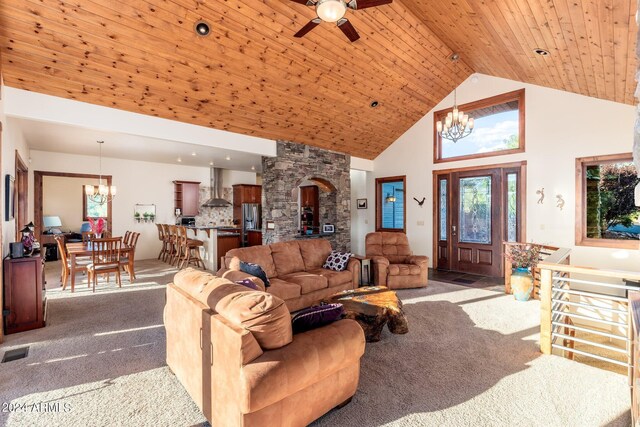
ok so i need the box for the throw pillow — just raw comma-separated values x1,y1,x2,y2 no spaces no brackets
291,303,344,334
322,250,353,271
239,261,270,287
235,279,259,290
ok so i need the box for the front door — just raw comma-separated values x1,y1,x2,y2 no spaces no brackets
451,169,502,276
435,163,525,277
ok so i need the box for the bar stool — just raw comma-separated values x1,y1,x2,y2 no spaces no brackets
177,226,205,269
167,225,179,265
156,224,169,261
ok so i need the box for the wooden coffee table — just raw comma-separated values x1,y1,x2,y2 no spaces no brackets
325,286,409,342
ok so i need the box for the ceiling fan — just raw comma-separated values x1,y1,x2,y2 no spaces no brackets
291,0,393,42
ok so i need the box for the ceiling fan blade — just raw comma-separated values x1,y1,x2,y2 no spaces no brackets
294,18,322,38
290,0,317,5
337,18,360,42
347,0,392,10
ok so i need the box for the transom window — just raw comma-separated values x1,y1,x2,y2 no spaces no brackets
376,176,406,232
576,154,640,249
434,89,525,163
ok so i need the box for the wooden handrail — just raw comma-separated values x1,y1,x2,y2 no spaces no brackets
538,262,640,282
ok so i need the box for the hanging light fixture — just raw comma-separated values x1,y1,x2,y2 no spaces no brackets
85,140,116,205
436,53,474,143
385,193,396,203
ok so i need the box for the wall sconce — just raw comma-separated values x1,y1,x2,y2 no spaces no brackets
385,193,396,203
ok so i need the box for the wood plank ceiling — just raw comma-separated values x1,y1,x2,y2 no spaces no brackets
0,0,636,159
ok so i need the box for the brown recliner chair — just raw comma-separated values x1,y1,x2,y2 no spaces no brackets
365,232,428,289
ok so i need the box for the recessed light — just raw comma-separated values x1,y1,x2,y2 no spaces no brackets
370,100,379,108
209,161,214,166
225,155,231,161
191,152,196,156
470,75,479,84
195,21,210,36
534,48,550,56
177,157,182,162
251,166,256,171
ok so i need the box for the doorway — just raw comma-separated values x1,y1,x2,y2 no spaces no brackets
433,161,526,277
34,171,112,244
15,151,29,240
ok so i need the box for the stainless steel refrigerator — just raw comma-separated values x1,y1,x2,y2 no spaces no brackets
241,203,261,246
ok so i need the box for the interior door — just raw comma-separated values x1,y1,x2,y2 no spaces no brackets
451,168,503,277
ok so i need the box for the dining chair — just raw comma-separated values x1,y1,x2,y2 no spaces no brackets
123,231,132,246
120,232,140,282
82,231,93,244
55,235,91,290
87,237,122,292
177,226,205,269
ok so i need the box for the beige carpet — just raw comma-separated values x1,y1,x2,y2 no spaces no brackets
0,260,631,426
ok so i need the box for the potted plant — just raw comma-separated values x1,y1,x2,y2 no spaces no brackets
505,243,542,301
149,213,155,223
143,212,150,223
134,212,141,223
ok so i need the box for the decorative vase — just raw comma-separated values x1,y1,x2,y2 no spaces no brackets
511,267,533,301
94,232,102,239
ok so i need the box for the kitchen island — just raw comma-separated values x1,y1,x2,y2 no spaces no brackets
185,226,241,270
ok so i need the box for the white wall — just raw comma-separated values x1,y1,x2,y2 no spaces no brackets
350,169,369,255
0,109,30,255
29,150,256,261
43,176,99,231
358,73,640,271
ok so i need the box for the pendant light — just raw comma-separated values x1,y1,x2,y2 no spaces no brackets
85,141,116,205
436,54,474,143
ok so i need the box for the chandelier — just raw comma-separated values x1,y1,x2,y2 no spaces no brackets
436,54,474,143
85,140,116,205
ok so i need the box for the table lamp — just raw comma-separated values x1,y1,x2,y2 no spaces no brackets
43,216,63,230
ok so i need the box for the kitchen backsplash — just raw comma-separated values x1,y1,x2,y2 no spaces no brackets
195,186,234,226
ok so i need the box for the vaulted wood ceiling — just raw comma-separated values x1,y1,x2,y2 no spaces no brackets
0,0,636,159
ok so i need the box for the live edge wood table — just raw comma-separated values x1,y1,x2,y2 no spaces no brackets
325,286,409,342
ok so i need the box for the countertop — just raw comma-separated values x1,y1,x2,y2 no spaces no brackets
294,233,335,239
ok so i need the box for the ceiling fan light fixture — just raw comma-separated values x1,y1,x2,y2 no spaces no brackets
316,0,347,22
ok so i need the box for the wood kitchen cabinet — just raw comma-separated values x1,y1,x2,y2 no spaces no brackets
247,230,263,247
217,234,241,270
233,184,262,223
300,185,319,229
3,254,46,335
174,181,201,217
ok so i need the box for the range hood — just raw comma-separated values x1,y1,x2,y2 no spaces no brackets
202,167,231,207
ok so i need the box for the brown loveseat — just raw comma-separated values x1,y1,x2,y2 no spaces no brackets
216,239,360,312
365,232,429,289
165,268,365,426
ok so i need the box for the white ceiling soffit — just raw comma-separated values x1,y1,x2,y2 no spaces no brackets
12,117,264,171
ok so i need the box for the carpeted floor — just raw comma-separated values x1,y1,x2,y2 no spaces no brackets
0,260,631,426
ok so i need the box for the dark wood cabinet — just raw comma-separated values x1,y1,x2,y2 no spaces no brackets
247,230,263,247
233,185,262,223
174,181,201,217
300,185,320,229
3,254,46,335
217,235,242,270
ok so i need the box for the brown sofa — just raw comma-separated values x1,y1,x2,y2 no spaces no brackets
365,232,429,289
165,268,365,426
216,239,360,312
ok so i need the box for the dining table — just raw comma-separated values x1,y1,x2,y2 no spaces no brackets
65,242,134,292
